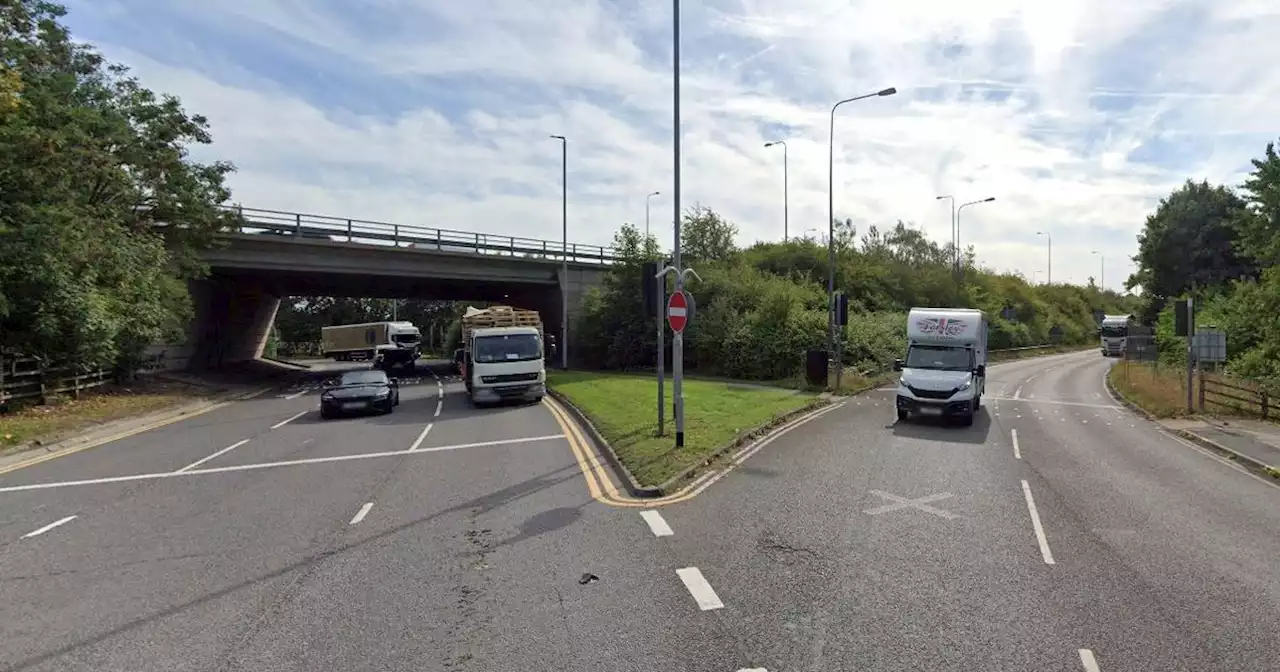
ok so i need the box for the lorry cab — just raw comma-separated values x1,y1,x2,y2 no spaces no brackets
1098,314,1134,357
893,308,988,426
464,326,546,405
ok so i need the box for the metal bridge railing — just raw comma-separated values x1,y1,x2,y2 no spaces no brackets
219,205,622,265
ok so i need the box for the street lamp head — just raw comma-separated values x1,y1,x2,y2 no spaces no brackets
878,87,897,96
550,134,565,141
936,195,950,200
649,191,660,197
982,197,995,202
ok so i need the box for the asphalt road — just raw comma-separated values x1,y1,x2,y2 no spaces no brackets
2,352,1278,671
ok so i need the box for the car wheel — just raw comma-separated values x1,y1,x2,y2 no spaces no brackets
394,391,400,406
320,407,334,420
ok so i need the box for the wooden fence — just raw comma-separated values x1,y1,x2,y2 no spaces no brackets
0,353,173,407
1199,370,1272,419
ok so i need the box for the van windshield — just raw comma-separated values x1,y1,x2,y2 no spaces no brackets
905,344,972,371
474,333,542,363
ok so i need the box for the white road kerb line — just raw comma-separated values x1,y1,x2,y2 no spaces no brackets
1079,649,1101,671
676,567,724,611
177,439,250,473
0,434,567,494
639,510,674,537
23,515,77,539
349,502,374,525
408,423,433,452
271,410,308,429
437,387,443,399
1021,479,1056,565
1012,429,1022,460
434,400,442,417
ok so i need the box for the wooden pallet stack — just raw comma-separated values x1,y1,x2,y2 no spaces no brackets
461,305,542,333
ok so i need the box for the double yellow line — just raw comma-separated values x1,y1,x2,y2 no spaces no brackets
542,396,705,508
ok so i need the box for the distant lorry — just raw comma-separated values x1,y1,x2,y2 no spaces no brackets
321,321,422,371
893,308,988,426
1098,314,1135,357
459,305,547,405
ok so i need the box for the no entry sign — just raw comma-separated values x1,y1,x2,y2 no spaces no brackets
667,290,689,333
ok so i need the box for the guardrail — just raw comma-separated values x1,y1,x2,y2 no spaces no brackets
219,205,622,265
1199,370,1271,419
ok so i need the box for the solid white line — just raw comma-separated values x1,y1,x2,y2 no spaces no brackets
437,386,443,399
639,510,674,537
676,567,724,610
1021,479,1056,565
1012,429,1021,460
349,502,374,525
283,390,307,400
177,439,250,473
434,400,442,417
1079,648,1101,671
408,423,433,451
0,434,567,494
23,515,77,538
271,410,308,429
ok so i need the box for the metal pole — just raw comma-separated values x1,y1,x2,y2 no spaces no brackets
1047,234,1052,285
657,271,665,436
549,135,569,370
646,198,650,238
672,0,684,448
783,142,789,242
1186,293,1195,413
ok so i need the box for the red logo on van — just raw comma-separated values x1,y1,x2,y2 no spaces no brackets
917,317,967,337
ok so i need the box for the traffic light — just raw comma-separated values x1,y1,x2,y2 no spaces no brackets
642,262,659,316
1174,299,1189,336
833,293,849,326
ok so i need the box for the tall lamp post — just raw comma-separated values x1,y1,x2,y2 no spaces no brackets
828,86,897,373
764,140,788,241
955,196,995,279
1036,230,1052,285
936,194,956,270
1092,250,1104,291
645,191,660,239
550,134,568,370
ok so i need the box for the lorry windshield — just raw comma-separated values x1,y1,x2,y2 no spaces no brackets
1100,325,1127,338
392,333,420,344
474,334,542,363
905,345,972,371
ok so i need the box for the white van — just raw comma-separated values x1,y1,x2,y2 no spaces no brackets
893,308,988,426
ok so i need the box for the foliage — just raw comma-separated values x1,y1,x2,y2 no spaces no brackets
574,208,1133,382
0,0,235,371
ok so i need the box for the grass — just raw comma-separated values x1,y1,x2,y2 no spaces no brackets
0,378,210,454
1107,360,1198,418
547,370,820,488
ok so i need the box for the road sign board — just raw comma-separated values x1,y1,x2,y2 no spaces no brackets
668,291,688,333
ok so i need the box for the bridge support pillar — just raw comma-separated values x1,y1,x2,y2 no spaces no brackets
188,277,281,371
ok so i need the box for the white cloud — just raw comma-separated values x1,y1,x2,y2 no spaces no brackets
65,0,1280,291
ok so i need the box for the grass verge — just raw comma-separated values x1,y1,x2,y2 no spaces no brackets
1107,360,1198,418
547,370,819,487
1,378,210,454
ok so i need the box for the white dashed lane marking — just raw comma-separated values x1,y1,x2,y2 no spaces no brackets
676,567,725,611
23,515,77,539
639,510,674,537
349,502,374,525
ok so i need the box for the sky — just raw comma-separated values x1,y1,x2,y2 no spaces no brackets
63,0,1280,291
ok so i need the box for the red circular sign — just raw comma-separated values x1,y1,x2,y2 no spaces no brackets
667,291,688,333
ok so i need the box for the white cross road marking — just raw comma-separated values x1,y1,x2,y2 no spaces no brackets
864,490,959,519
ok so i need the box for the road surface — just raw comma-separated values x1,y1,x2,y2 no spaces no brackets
2,353,1278,671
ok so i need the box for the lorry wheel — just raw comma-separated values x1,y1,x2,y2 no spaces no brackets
896,409,908,422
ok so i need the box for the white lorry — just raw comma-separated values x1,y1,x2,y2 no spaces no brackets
459,306,546,406
320,321,422,371
893,308,988,426
1098,314,1134,357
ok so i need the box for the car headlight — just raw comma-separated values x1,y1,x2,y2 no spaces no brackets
321,393,334,402
374,389,390,399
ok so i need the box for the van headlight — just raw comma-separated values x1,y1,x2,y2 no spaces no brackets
956,379,972,392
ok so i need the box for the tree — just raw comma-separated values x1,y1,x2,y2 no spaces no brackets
1126,180,1254,306
680,205,738,263
1236,139,1280,266
0,0,235,369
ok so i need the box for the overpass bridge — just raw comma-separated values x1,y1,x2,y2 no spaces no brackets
165,207,618,371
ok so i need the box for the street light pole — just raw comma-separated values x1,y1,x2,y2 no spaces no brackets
1036,231,1052,284
828,87,897,383
671,0,685,448
935,195,956,270
645,191,660,239
954,197,995,281
765,140,788,241
1092,250,1104,290
550,134,568,370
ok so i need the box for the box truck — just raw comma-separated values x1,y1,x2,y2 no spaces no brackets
320,321,422,371
893,308,988,426
459,306,547,405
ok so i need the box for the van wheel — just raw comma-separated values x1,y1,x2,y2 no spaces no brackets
960,412,975,427
896,409,908,422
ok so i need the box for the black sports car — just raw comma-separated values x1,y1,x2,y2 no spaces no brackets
320,369,400,419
